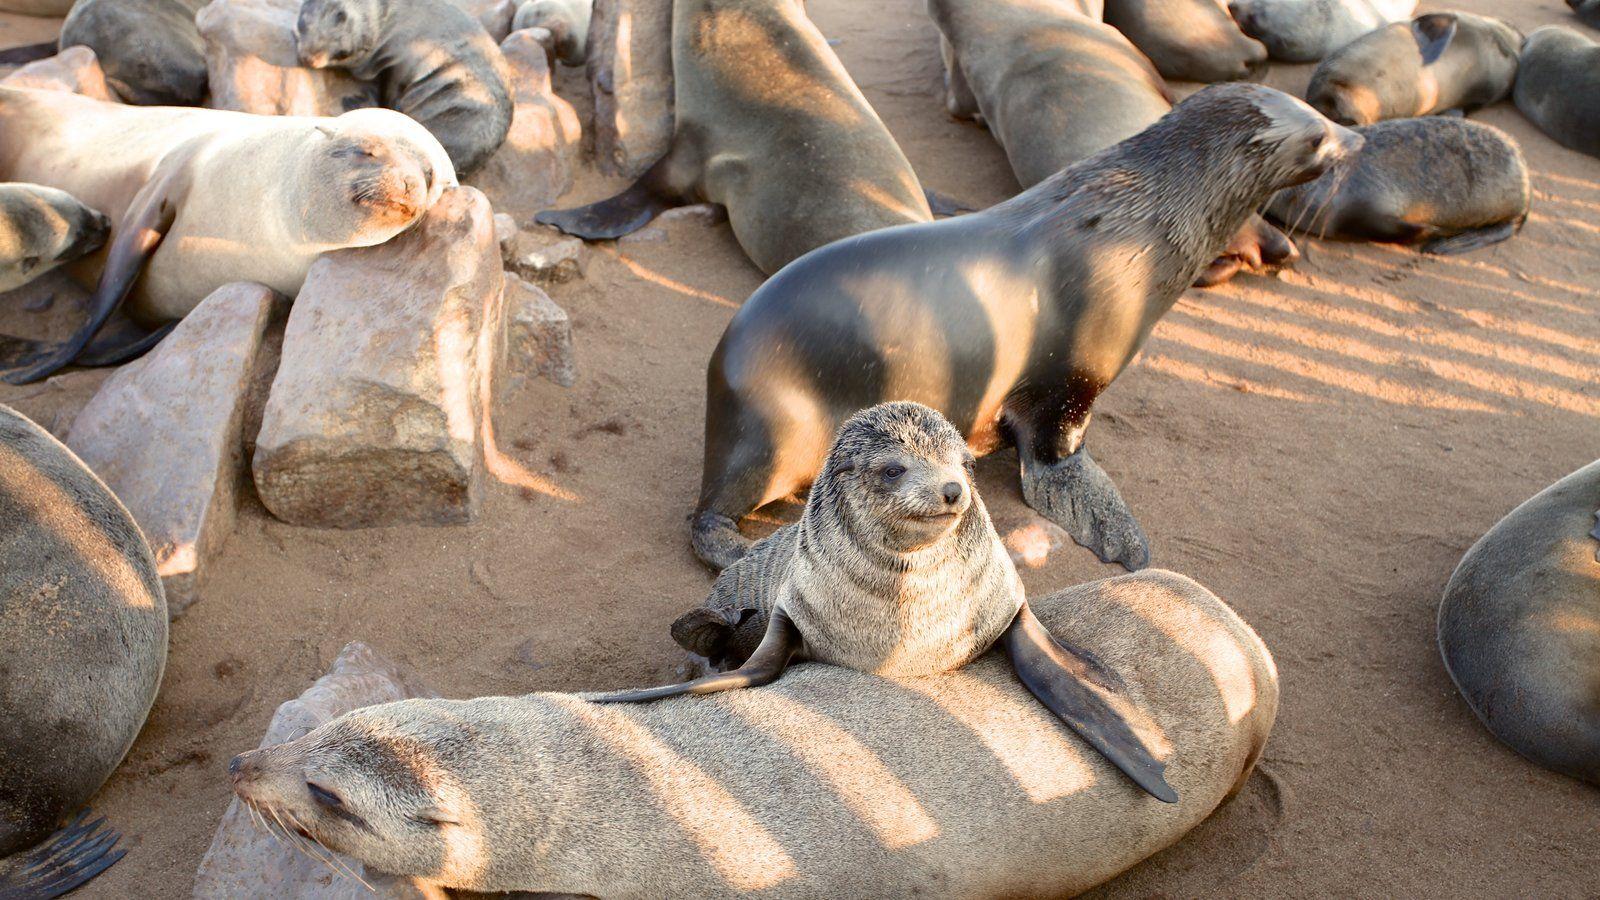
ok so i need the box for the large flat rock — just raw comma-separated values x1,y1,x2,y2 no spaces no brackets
586,0,672,178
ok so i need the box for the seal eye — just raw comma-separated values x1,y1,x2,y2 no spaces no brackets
1306,133,1325,153
307,781,344,808
882,464,905,481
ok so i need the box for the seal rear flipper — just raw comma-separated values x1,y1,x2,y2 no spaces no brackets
0,41,58,65
1421,221,1518,255
595,607,801,703
0,812,126,900
74,319,177,367
535,159,683,241
1001,601,1178,803
924,188,972,217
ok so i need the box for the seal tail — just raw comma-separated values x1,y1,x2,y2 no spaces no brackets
0,812,126,900
0,41,58,66
595,607,801,704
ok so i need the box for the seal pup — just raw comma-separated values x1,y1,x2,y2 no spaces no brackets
927,0,1298,287
229,570,1279,897
0,183,111,293
1268,117,1529,254
1306,11,1521,126
536,0,935,276
59,0,209,105
0,405,168,898
1102,0,1267,83
294,0,514,176
1513,27,1600,159
0,86,455,384
512,0,591,65
1228,0,1416,63
1438,460,1600,784
688,83,1361,573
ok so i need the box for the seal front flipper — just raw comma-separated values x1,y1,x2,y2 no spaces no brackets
595,607,801,703
1021,448,1150,571
0,811,126,900
535,159,685,241
1002,601,1178,803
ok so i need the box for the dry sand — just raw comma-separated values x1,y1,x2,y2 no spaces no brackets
2,0,1597,895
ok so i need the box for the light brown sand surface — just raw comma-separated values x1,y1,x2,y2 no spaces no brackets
2,0,1597,895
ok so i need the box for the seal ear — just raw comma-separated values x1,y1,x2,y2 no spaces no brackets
1411,13,1457,65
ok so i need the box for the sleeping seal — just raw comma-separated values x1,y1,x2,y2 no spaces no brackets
230,570,1279,897
1102,0,1267,83
0,0,209,105
537,0,934,276
294,0,514,176
1513,26,1600,159
0,183,111,293
688,83,1361,573
1306,11,1521,125
1,404,168,899
0,86,455,384
1438,460,1600,784
610,402,1176,801
1228,0,1416,63
1267,117,1529,254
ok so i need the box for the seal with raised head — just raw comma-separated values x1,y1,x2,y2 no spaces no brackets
1438,460,1600,784
1101,0,1267,83
1306,11,1520,126
1268,116,1529,254
1,404,168,899
0,183,111,293
0,86,455,384
512,0,591,65
536,0,936,276
928,0,1297,287
1513,26,1600,159
688,83,1361,573
294,0,514,176
228,570,1279,897
1228,0,1415,63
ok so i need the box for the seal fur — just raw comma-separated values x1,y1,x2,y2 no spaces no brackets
1228,0,1416,63
58,0,209,105
1513,26,1600,159
0,183,110,293
1102,0,1267,82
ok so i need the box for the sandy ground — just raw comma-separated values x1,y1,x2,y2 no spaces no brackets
2,0,1598,896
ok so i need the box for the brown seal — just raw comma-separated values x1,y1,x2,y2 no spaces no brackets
1102,0,1267,82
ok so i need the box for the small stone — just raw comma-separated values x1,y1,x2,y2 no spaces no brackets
65,282,283,618
466,28,582,226
587,0,673,177
504,229,585,284
618,224,665,244
196,0,376,116
505,274,575,388
0,46,117,101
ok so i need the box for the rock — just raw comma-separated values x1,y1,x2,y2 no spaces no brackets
253,186,507,528
493,212,519,250
191,642,437,900
65,283,283,617
466,28,581,227
196,0,376,116
587,0,672,178
505,274,575,388
452,0,516,40
503,228,585,284
0,46,118,100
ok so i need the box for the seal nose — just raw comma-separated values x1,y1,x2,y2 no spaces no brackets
940,481,963,505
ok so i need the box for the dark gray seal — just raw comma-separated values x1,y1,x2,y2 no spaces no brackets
0,0,209,105
0,404,167,898
1571,0,1600,28
688,83,1361,573
1267,117,1529,254
1228,0,1416,63
1102,0,1267,82
295,0,514,176
1514,26,1600,159
1438,460,1600,785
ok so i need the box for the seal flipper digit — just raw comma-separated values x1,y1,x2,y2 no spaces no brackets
1001,601,1178,803
0,812,126,900
1421,221,1518,255
535,158,684,241
595,608,801,703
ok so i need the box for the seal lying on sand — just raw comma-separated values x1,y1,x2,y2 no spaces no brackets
1513,26,1600,159
0,86,455,384
0,404,168,899
0,183,111,293
688,83,1361,573
537,0,935,276
230,570,1279,897
1438,460,1600,785
928,0,1297,286
1306,11,1521,125
295,0,514,176
1229,0,1416,63
0,0,208,105
1102,0,1267,83
614,402,1175,800
1267,117,1529,254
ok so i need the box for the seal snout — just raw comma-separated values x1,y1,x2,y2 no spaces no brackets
940,480,964,506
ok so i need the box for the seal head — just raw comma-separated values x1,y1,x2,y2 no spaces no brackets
295,0,383,69
0,184,112,293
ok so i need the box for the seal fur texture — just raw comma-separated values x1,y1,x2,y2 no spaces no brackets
59,0,209,105
512,0,591,65
1438,459,1600,785
1513,26,1600,159
230,570,1279,897
1306,11,1521,125
1268,117,1529,254
0,183,111,293
295,0,514,176
0,404,167,896
1229,0,1416,63
1102,0,1267,82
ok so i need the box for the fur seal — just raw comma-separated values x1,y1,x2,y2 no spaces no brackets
1572,0,1600,28
512,0,591,65
0,404,167,898
536,0,935,276
229,570,1279,897
0,86,455,384
0,183,111,293
1513,27,1600,160
688,83,1361,573
1267,117,1529,254
1228,0,1415,63
610,402,1175,800
1438,460,1600,784
1306,11,1520,126
1102,0,1267,83
0,0,209,105
295,0,514,176
927,0,1297,287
